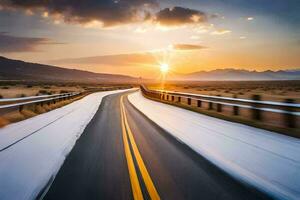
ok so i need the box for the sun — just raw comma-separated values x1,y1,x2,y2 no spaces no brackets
160,63,169,73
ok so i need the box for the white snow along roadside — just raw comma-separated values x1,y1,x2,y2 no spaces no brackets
128,91,300,200
0,89,129,200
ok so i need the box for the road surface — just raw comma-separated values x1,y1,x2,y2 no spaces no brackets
44,91,271,200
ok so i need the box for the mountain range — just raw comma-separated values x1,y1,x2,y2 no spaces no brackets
0,56,299,82
0,56,136,83
172,68,300,81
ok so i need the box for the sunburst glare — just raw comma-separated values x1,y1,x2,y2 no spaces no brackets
160,63,169,73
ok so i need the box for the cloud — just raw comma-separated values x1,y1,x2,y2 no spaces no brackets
0,1,210,28
134,27,147,33
0,0,159,27
49,52,157,66
0,32,62,53
211,29,231,35
172,44,206,50
190,35,201,40
154,7,207,26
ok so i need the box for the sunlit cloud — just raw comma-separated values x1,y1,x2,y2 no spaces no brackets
190,35,201,40
171,44,206,51
134,27,147,33
194,26,209,34
53,20,61,25
211,29,232,35
42,11,49,18
83,20,104,29
25,9,34,16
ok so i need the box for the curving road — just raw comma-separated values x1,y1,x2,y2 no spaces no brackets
44,91,271,200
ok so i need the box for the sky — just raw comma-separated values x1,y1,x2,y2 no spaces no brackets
0,0,300,78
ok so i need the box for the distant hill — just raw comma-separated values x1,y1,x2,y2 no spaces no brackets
0,56,137,83
173,68,300,81
1,56,299,82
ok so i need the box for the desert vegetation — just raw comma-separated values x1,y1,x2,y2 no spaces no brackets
0,81,135,98
0,83,83,98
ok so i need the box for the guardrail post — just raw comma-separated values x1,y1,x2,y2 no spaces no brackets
197,100,202,107
187,98,191,105
19,105,23,112
178,96,181,103
284,99,296,128
233,106,239,115
208,102,213,110
233,95,239,115
251,95,261,120
217,103,222,112
216,95,222,112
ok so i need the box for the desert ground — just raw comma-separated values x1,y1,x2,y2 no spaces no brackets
0,81,134,99
148,80,300,103
0,82,133,127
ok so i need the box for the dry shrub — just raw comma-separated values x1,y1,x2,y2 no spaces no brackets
47,102,60,110
50,99,72,109
0,96,82,127
35,105,46,114
21,109,37,118
4,112,25,123
0,117,9,128
19,94,26,97
60,90,71,94
42,104,51,112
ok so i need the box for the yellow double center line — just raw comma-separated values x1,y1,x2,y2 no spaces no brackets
120,96,160,200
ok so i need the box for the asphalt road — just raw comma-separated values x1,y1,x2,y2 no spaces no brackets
44,91,271,200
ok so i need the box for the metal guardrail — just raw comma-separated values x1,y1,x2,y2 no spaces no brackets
0,92,81,113
141,85,299,128
0,93,73,103
156,90,300,108
0,86,133,115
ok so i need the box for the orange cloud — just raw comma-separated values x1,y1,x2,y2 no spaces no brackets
211,29,231,35
172,44,206,50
